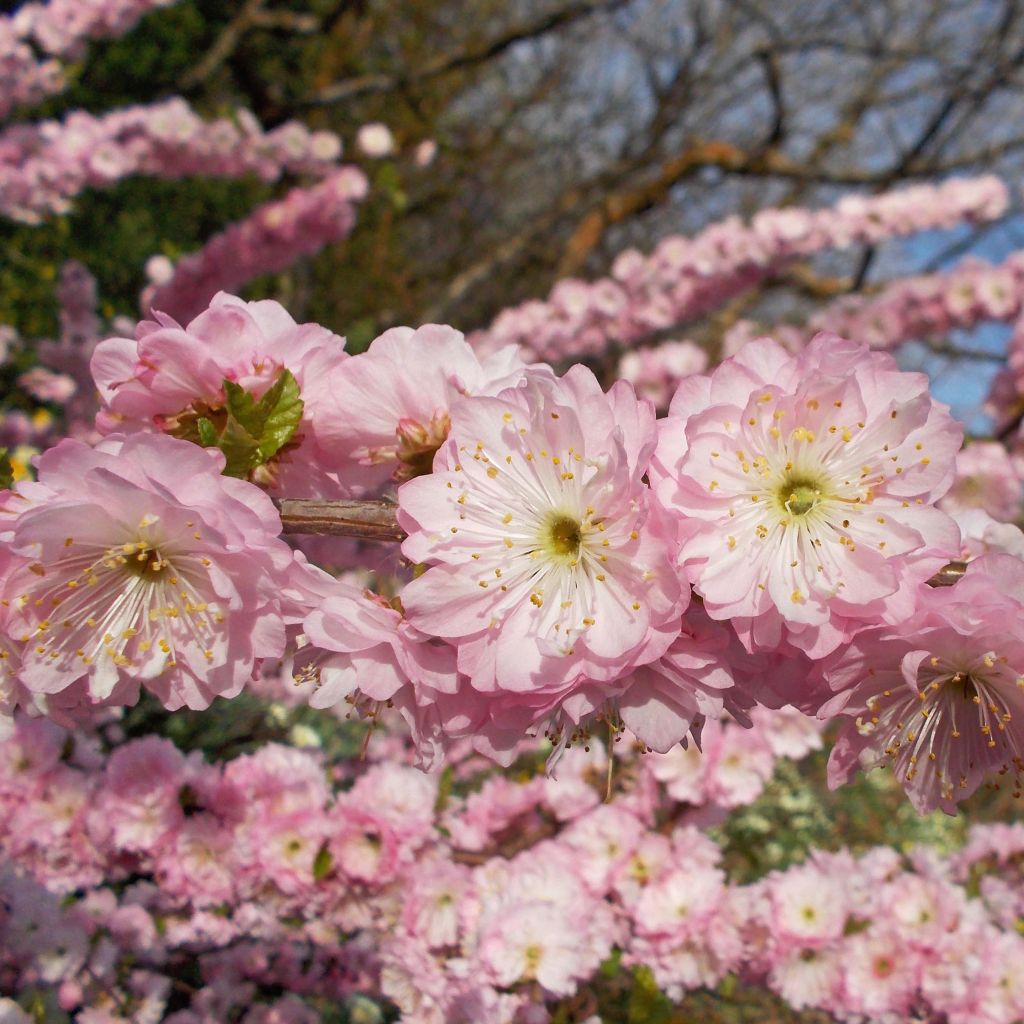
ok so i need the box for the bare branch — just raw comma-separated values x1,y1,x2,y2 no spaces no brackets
275,499,404,542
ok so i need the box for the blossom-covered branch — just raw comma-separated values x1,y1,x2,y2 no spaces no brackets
0,98,344,223
468,176,1008,362
140,167,368,322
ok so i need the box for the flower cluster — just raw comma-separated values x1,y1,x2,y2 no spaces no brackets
1,713,1023,1024
469,177,1008,363
0,0,177,118
723,250,1024,358
0,98,344,222
140,167,368,323
15,274,1024,812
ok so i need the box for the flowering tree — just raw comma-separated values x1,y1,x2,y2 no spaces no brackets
6,3,1024,1023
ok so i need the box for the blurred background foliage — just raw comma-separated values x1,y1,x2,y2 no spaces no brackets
7,0,1024,369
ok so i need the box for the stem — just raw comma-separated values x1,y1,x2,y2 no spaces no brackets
274,498,404,541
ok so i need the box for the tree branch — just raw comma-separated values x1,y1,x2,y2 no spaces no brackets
274,498,405,541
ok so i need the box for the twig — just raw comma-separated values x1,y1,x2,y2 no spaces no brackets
274,498,404,541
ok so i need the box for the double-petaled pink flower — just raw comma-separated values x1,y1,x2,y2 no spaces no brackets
823,553,1024,813
652,333,962,658
0,432,306,712
397,366,686,755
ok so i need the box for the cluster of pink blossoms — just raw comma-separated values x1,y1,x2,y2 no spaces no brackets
140,167,369,325
723,250,1024,357
469,176,1008,362
10,274,1024,828
4,283,1024,814
0,98,345,223
0,0,177,118
2,711,1024,1023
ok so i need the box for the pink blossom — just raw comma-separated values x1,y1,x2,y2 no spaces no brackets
398,367,686,752
92,292,349,496
824,553,1024,812
940,440,1023,521
841,925,922,1016
298,577,457,724
17,367,76,404
618,605,749,753
767,864,849,947
652,333,962,659
954,508,1024,560
89,737,186,853
318,323,532,489
617,339,709,409
0,433,304,711
768,947,843,1010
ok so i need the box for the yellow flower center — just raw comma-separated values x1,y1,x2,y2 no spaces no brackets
540,512,583,563
774,474,827,518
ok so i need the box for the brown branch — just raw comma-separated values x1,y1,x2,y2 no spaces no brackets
180,0,318,91
274,497,970,589
274,498,404,541
553,138,935,279
306,0,631,106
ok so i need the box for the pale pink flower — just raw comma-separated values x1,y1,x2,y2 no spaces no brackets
954,507,1024,560
400,856,470,948
560,804,646,894
399,368,686,746
841,925,922,1016
702,722,777,807
768,864,848,947
297,577,457,721
543,740,606,821
155,814,236,907
618,605,749,752
769,947,842,1011
824,553,1024,812
89,737,185,853
652,333,962,658
940,441,1023,521
222,743,329,818
0,433,302,712
633,864,725,937
617,339,708,409
317,323,531,488
250,809,327,894
356,122,394,157
755,704,824,760
328,805,401,884
475,901,592,996
90,292,348,496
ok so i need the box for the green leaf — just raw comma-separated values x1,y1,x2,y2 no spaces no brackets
313,844,333,882
195,369,305,479
600,947,623,978
0,448,12,490
253,369,303,461
216,413,261,478
196,418,218,447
